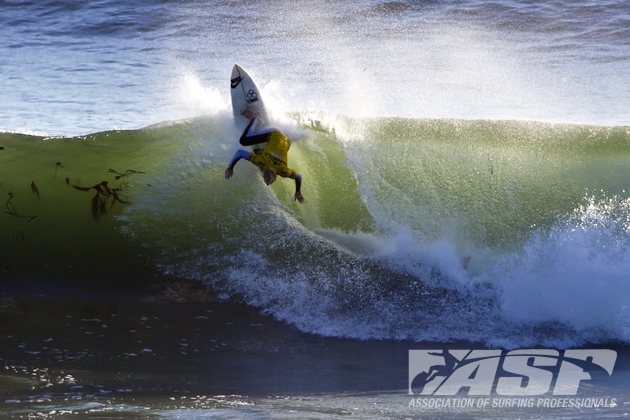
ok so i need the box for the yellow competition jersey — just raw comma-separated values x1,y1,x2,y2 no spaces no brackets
248,131,297,179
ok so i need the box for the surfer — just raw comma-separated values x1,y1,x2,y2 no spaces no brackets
225,111,304,203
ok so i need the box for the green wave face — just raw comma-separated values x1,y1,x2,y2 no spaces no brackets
2,116,630,345
347,118,630,248
0,129,168,284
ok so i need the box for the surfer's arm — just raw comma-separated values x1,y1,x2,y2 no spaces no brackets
279,169,303,202
225,149,252,179
293,173,304,203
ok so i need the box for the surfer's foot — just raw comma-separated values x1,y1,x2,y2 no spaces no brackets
241,109,260,120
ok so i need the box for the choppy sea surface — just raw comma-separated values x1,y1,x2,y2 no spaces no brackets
2,0,630,418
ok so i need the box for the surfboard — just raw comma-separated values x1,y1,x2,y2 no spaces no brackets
230,64,268,131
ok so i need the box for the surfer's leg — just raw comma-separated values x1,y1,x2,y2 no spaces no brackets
239,118,267,146
239,118,278,146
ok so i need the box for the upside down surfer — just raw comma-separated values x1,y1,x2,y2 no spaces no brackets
225,110,304,203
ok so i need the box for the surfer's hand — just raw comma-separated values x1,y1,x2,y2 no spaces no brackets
225,168,233,179
294,192,304,204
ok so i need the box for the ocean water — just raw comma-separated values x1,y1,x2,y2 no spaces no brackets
2,0,630,418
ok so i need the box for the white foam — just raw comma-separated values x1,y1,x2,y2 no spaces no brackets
497,194,630,341
176,72,230,117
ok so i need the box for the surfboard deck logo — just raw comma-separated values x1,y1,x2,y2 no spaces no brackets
246,89,259,103
231,76,243,89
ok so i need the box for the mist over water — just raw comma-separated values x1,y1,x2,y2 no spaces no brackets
1,0,629,136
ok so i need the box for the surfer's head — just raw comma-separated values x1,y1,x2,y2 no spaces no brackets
263,169,277,185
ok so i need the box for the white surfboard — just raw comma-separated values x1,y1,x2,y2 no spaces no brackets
230,64,269,131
